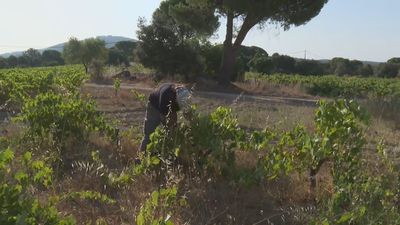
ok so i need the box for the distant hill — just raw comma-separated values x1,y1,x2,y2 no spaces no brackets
0,35,136,57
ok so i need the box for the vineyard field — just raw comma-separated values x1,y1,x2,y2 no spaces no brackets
245,72,400,98
0,65,399,224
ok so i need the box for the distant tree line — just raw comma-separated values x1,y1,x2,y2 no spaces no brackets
1,36,399,79
248,54,400,78
0,49,65,68
136,30,400,79
0,39,137,71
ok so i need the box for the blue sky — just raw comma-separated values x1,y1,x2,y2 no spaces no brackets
0,0,399,62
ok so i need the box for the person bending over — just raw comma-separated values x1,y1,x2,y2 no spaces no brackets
139,83,191,152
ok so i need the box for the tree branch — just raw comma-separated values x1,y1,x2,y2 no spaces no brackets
233,14,260,48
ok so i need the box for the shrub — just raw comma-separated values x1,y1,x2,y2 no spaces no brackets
0,148,75,224
139,106,246,179
16,92,116,167
377,63,400,78
136,186,184,225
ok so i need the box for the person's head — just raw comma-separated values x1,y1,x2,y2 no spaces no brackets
175,85,192,111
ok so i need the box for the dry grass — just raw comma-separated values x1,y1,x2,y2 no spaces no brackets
56,173,156,224
234,79,314,99
0,121,24,140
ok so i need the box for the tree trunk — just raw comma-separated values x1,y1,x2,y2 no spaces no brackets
218,11,234,85
219,13,259,85
219,45,237,85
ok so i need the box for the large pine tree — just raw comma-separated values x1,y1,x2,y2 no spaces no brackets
173,0,329,84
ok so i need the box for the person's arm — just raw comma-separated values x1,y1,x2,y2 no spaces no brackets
158,84,179,115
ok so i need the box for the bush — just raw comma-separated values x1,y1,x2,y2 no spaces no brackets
139,106,245,178
377,63,400,78
258,100,400,224
17,92,116,167
248,52,273,74
136,186,184,225
89,59,106,80
295,60,325,76
0,148,75,224
360,64,374,77
200,44,223,78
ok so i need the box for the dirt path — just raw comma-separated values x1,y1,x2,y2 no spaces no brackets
85,83,320,107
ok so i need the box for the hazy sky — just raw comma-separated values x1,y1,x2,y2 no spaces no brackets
0,0,399,62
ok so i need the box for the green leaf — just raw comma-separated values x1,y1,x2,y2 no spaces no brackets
136,212,145,225
15,171,28,183
150,156,160,165
151,191,159,207
174,148,180,157
1,148,14,163
23,151,32,161
337,212,353,223
358,206,366,217
321,218,330,225
165,220,175,225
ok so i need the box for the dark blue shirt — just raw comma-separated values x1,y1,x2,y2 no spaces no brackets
149,83,180,115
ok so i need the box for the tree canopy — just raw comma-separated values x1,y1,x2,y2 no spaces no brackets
136,0,218,79
377,63,400,78
63,37,108,73
138,0,328,82
23,48,42,67
388,57,400,64
114,41,137,63
170,0,329,83
41,50,64,66
0,57,7,68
